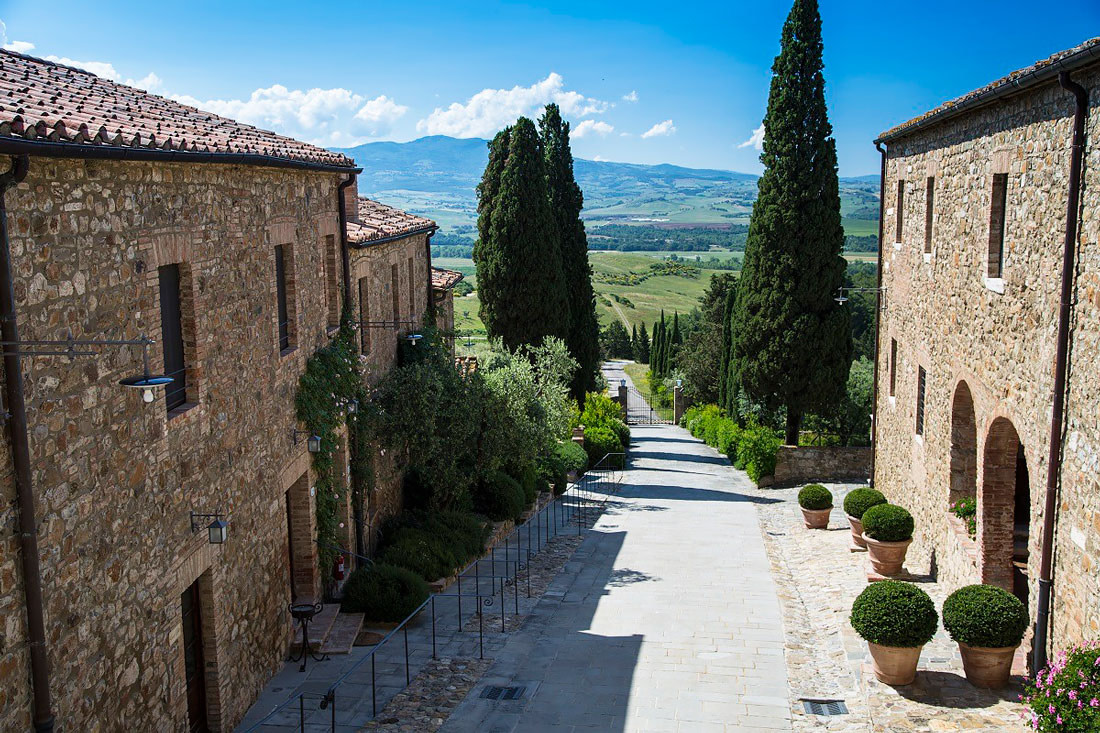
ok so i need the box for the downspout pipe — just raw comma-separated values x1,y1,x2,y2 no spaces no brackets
1033,71,1088,673
337,173,356,313
0,154,55,732
869,142,887,488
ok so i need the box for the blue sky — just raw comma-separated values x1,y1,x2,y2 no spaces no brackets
1,1,1098,175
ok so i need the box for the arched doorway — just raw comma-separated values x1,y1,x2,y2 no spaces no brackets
980,417,1030,604
949,382,977,505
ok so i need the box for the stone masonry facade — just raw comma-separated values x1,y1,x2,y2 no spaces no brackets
0,156,348,732
874,61,1100,663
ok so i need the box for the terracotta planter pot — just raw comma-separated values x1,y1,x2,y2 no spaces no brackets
862,534,912,576
958,642,1018,688
847,515,867,551
867,642,924,685
800,506,832,529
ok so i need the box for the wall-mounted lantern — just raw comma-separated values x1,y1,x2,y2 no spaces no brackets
190,511,228,544
291,429,322,453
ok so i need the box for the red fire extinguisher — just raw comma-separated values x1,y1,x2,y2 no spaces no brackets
333,555,345,581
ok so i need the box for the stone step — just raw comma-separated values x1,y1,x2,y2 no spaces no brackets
290,602,338,653
320,612,365,655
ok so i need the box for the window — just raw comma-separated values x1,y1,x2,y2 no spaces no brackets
988,173,1008,278
924,176,935,254
324,234,339,328
391,263,401,324
407,256,415,314
159,264,187,413
274,244,295,352
895,179,905,243
358,276,370,354
916,366,927,436
889,338,897,398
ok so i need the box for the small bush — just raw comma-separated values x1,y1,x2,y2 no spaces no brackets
1023,641,1100,732
861,503,914,542
949,496,977,538
716,420,742,458
510,462,539,506
607,418,631,451
703,417,721,448
798,484,833,510
584,425,621,465
475,471,526,522
736,423,782,483
556,440,588,474
850,580,938,647
341,563,429,623
843,488,887,520
942,584,1029,648
379,532,457,581
579,392,623,427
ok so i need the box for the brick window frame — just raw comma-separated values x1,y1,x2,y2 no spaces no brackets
273,243,298,355
323,234,339,329
158,261,200,420
391,263,401,324
915,365,927,436
895,179,905,244
358,276,371,355
924,176,935,255
407,255,416,316
889,338,898,399
987,173,1008,279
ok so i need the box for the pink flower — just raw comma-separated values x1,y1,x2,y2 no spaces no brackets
1069,690,1077,700
1091,698,1099,707
1057,715,1063,724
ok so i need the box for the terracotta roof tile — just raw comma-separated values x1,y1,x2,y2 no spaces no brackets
347,197,436,245
877,37,1100,142
431,267,464,291
0,49,356,169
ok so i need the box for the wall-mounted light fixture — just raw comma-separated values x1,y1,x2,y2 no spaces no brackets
344,398,359,415
834,286,887,307
404,333,423,346
190,511,228,544
291,429,322,453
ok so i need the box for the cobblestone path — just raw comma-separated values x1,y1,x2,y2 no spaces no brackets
443,424,792,732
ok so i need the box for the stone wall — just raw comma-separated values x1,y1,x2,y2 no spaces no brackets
873,66,1100,661
0,156,346,732
770,446,872,487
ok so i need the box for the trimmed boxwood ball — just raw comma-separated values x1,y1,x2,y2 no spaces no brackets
341,563,429,623
942,584,1029,648
843,487,887,519
798,484,833,510
475,471,526,522
850,580,938,647
861,503,914,542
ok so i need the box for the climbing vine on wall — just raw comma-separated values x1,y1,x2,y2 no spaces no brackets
295,321,370,580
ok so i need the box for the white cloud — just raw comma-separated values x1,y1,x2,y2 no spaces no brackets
622,90,638,103
173,86,407,145
592,155,609,162
0,20,33,53
573,119,614,138
738,123,765,150
417,73,607,138
130,72,162,91
641,119,676,139
45,55,121,80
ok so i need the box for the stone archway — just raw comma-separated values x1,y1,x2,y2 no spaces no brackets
979,417,1030,601
949,382,977,505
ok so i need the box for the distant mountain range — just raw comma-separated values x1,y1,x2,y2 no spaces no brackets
332,135,880,239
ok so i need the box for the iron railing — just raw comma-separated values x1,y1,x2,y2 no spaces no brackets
239,452,625,732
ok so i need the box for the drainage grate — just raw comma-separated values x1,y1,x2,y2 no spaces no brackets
481,685,527,701
801,699,848,716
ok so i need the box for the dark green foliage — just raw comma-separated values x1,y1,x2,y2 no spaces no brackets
556,440,589,474
379,534,459,581
798,484,832,510
587,223,750,251
1024,642,1100,731
578,393,629,453
677,274,736,405
850,580,938,648
537,449,568,496
861,503,914,542
843,488,886,520
846,261,879,361
541,104,599,401
635,322,650,363
735,423,782,483
942,585,1029,648
949,496,977,538
583,425,621,465
474,470,526,521
474,118,569,349
600,321,633,360
376,511,491,581
679,404,779,483
731,0,851,444
512,462,539,506
341,564,430,623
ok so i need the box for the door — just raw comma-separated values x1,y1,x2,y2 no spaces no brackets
181,582,209,733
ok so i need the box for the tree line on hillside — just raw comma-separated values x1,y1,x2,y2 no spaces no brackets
473,104,601,401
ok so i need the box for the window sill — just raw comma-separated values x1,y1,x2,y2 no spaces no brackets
167,402,200,424
923,252,932,264
984,277,1005,294
279,345,299,358
888,396,896,408
893,242,903,251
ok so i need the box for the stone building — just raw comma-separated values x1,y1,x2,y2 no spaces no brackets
431,265,464,351
0,49,371,732
872,38,1100,666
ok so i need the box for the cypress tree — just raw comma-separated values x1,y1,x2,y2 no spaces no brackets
637,322,650,364
540,104,599,401
731,0,850,444
631,324,638,359
650,319,662,377
718,287,734,410
474,117,570,350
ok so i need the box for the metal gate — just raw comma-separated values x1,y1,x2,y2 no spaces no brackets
625,385,673,425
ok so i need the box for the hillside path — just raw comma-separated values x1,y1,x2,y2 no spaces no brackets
443,423,791,732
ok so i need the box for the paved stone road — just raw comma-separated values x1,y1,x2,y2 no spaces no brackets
444,424,792,732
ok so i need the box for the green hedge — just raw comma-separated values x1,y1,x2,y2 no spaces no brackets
850,580,938,648
679,405,780,484
843,487,887,520
798,484,833,510
736,424,782,483
341,563,429,623
474,470,527,522
578,391,630,463
942,584,1029,648
375,511,491,581
584,425,621,465
556,440,589,474
861,503,914,542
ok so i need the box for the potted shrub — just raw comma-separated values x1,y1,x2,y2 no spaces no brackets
850,580,938,685
861,503,914,576
942,584,1029,688
843,488,887,551
797,484,833,529
1023,641,1100,731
